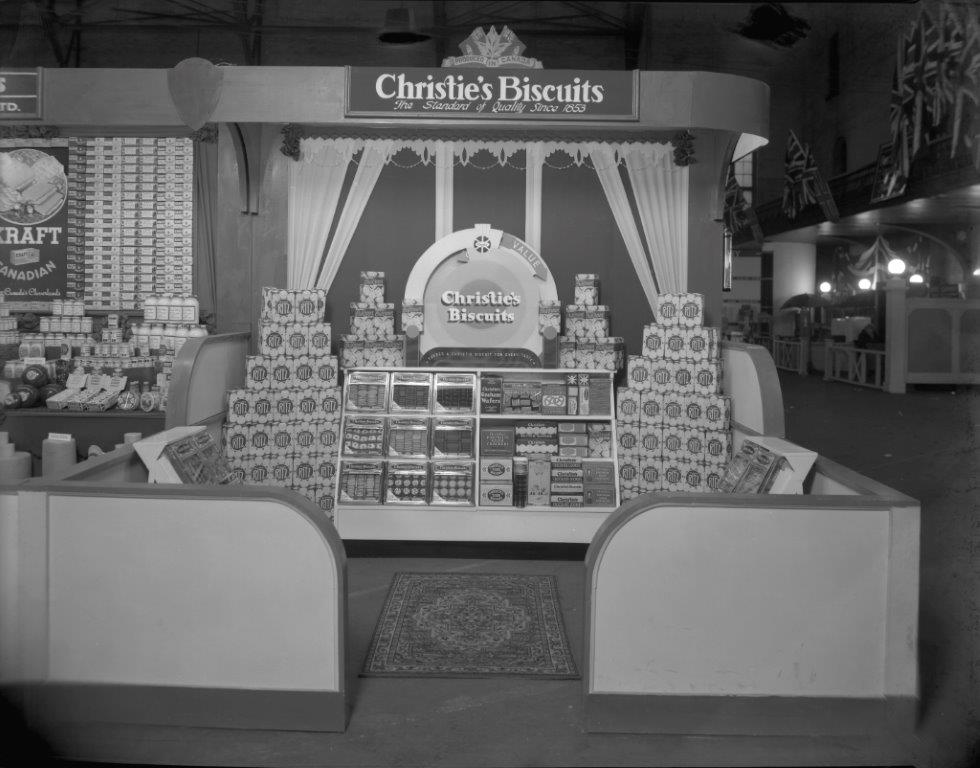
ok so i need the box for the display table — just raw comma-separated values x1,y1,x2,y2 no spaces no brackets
2,409,165,468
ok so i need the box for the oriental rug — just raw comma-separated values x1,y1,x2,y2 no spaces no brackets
362,572,579,679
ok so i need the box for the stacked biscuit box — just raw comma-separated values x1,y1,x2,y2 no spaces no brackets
616,292,732,498
339,272,406,369
558,274,625,372
223,288,341,520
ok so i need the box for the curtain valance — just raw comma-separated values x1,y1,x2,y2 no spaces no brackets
295,136,682,170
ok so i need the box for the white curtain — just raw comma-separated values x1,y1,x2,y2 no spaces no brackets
589,144,659,311
315,139,394,291
286,138,360,288
524,143,545,253
435,142,454,241
623,145,689,294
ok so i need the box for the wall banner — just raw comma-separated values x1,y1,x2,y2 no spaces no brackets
0,144,68,306
346,67,638,121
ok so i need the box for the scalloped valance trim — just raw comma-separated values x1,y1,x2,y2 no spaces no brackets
279,122,693,165
287,133,690,172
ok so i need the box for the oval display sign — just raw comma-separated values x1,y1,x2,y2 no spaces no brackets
404,224,558,367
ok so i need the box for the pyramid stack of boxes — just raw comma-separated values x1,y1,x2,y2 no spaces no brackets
557,274,625,372
616,292,733,498
339,271,406,369
223,288,341,519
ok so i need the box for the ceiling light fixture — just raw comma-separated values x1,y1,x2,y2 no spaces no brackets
378,8,430,44
887,257,907,275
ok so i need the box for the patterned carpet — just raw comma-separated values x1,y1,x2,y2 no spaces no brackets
362,572,579,678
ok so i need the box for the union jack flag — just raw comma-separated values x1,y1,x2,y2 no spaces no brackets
781,131,816,219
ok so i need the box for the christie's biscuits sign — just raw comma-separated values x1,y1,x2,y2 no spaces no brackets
346,66,638,121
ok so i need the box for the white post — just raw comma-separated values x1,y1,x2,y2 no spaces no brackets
885,278,908,394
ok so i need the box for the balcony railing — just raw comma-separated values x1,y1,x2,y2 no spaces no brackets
736,133,980,245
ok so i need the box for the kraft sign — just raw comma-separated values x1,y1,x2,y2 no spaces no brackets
0,70,41,119
346,67,638,121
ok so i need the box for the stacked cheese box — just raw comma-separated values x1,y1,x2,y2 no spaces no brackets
72,137,194,309
558,274,625,372
616,292,733,498
339,272,406,369
223,287,340,519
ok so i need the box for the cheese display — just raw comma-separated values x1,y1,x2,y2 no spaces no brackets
223,286,339,518
616,291,732,497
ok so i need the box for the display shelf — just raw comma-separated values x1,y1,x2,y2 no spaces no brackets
334,503,613,543
334,366,619,541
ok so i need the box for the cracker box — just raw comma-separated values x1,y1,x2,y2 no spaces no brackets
293,423,319,452
616,420,640,454
338,460,385,504
638,424,663,458
639,459,663,493
655,292,704,328
251,390,274,423
246,355,271,389
680,428,705,460
538,300,562,334
640,392,664,425
574,274,600,306
670,359,696,392
702,457,726,492
313,357,340,387
387,417,430,458
319,386,343,418
291,356,317,387
661,461,686,492
660,392,685,426
247,423,274,454
316,422,341,453
480,457,513,483
359,271,386,305
663,327,688,362
686,394,732,429
617,453,640,500
385,461,429,504
259,322,287,356
269,357,293,389
430,461,475,505
480,483,513,506
401,300,424,333
660,426,685,459
703,429,733,462
226,389,251,424
262,287,294,323
222,423,250,455
649,360,673,390
307,324,332,356
678,459,707,491
641,324,667,359
684,327,720,362
283,326,308,356
626,355,653,391
692,361,722,396
559,338,577,368
587,422,612,458
527,457,551,507
293,289,327,323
